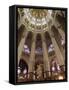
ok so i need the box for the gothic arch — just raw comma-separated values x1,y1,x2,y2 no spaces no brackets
19,58,28,73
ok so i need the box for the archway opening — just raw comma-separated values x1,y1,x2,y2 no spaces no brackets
18,59,28,81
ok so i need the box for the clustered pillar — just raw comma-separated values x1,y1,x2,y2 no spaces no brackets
48,29,64,66
18,31,28,65
28,33,36,80
41,33,51,79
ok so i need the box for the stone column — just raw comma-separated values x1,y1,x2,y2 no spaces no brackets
18,31,28,65
51,15,65,60
53,24,65,60
53,22,65,41
55,26,65,59
41,33,51,79
51,13,65,41
48,29,64,66
28,33,36,80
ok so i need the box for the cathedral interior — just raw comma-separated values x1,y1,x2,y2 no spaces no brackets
17,8,65,82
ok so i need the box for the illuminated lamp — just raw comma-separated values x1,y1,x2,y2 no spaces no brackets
52,66,55,71
23,69,27,74
58,75,64,80
57,65,60,71
18,67,21,74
